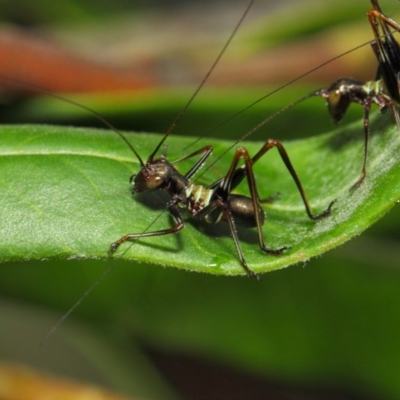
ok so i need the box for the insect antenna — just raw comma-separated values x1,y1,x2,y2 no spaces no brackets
0,77,145,167
8,0,255,341
10,1,389,340
41,265,113,345
148,0,254,161
184,38,377,152
195,24,400,182
194,86,345,179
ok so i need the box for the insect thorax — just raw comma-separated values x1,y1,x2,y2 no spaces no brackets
184,183,214,213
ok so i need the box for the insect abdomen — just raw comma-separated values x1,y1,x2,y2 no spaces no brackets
226,194,265,228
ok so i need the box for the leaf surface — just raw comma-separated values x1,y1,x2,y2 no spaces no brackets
0,116,398,277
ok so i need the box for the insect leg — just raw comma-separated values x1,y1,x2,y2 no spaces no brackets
172,145,213,180
226,147,289,257
203,197,261,281
367,3,400,125
368,1,400,45
108,201,184,253
256,140,336,220
223,139,335,220
368,4,400,103
196,146,289,280
351,99,372,190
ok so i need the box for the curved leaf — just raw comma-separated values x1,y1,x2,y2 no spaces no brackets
0,114,399,277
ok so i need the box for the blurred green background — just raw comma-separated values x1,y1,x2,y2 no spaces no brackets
0,0,400,399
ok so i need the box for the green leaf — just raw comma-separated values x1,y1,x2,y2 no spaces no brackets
0,114,399,278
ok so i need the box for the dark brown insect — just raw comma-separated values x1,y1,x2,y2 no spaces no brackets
104,2,340,281
5,1,335,285
298,0,400,190
200,1,400,193
108,132,335,280
20,0,345,339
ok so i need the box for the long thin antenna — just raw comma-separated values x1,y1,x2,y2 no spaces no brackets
41,265,113,345
185,39,377,151
11,2,388,342
193,30,397,178
197,90,322,177
42,207,167,344
0,77,145,167
39,2,256,342
148,0,254,161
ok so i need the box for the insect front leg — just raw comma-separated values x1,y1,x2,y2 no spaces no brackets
174,145,213,180
108,201,184,253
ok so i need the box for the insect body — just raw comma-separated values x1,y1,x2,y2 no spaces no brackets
109,135,335,280
299,0,400,190
2,1,335,282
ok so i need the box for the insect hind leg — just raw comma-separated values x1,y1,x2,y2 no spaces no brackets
249,139,335,220
203,146,289,278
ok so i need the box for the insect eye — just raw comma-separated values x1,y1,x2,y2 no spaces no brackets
147,175,163,189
